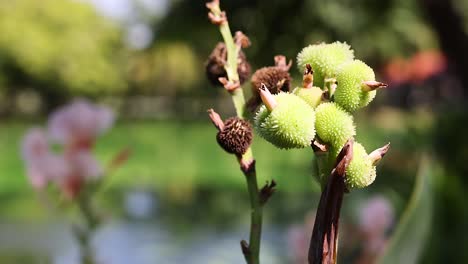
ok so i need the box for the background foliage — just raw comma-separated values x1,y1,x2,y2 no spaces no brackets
0,0,467,263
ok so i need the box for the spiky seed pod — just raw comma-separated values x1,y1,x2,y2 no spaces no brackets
292,86,323,109
328,141,389,190
297,42,354,88
216,117,253,155
334,60,381,112
315,102,355,148
344,142,376,189
255,92,315,149
205,42,251,86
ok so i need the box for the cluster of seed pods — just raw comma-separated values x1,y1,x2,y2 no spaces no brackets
253,42,389,190
206,40,389,190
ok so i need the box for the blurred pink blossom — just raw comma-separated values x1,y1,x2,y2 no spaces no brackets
21,129,71,189
21,128,49,163
21,99,115,197
358,195,394,259
287,211,316,264
48,99,114,150
359,196,394,237
69,151,102,179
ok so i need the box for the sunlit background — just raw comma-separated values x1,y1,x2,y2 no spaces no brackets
0,0,467,263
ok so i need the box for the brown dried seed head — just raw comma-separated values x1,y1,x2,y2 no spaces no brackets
205,42,251,86
251,66,291,96
216,117,253,155
247,66,291,113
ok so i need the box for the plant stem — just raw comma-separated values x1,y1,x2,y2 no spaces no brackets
208,1,239,83
315,151,330,190
241,156,262,264
231,88,247,119
76,192,100,264
78,192,99,231
207,1,266,263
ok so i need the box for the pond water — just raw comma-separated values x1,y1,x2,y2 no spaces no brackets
0,190,309,264
0,220,288,264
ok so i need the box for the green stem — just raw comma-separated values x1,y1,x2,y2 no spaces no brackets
76,193,100,264
208,2,264,263
230,88,247,120
220,25,239,82
77,193,99,231
209,2,240,83
244,162,262,264
315,151,331,190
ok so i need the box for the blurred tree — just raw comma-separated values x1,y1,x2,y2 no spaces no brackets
419,0,468,99
157,0,437,70
419,1,468,262
128,42,201,96
0,0,127,108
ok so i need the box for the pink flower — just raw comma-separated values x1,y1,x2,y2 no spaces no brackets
48,99,114,150
359,196,394,237
21,129,71,189
21,128,49,163
21,126,104,196
287,211,316,264
25,163,49,189
359,196,394,255
21,99,117,197
68,150,103,180
58,150,102,199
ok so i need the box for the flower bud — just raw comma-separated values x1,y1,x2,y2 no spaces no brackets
216,117,253,155
254,90,315,149
334,60,386,112
315,102,355,149
205,42,251,86
297,42,354,88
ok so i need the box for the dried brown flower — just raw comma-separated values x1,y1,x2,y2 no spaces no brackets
205,42,251,86
247,57,292,112
216,117,253,155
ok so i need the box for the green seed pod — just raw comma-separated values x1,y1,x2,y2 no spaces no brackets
297,42,354,88
344,142,376,189
334,60,385,112
292,64,323,108
255,92,316,149
292,86,323,109
315,102,355,148
216,117,253,155
328,141,389,190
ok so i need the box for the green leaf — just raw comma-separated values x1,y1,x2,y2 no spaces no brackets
377,154,433,264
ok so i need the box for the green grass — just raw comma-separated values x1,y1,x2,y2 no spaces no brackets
0,109,430,198
0,108,433,221
0,120,320,196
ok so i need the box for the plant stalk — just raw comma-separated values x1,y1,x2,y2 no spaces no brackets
241,157,262,264
76,192,100,264
207,1,266,263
